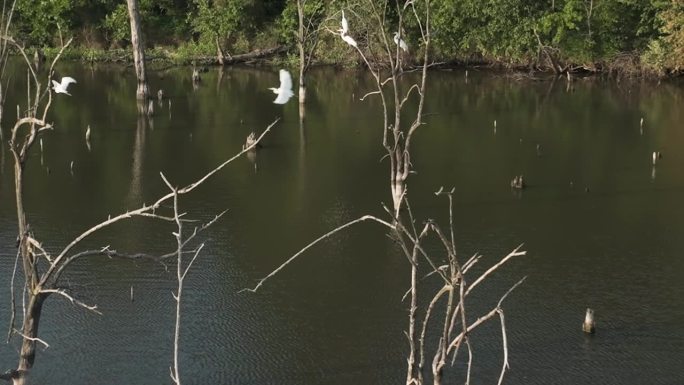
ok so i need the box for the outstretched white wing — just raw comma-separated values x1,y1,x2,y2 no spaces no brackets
273,90,293,104
61,76,77,86
51,80,61,89
278,69,292,93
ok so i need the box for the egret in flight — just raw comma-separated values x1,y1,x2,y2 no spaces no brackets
269,69,294,104
394,32,408,52
52,76,77,95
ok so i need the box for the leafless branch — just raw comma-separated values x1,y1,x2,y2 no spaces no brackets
359,90,381,101
39,289,102,315
42,119,277,286
446,276,526,355
6,248,20,342
244,215,396,292
12,329,48,349
182,244,204,281
465,245,525,297
496,309,509,385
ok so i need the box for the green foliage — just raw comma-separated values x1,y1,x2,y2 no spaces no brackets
103,4,130,45
14,0,73,46
101,0,191,47
190,0,249,47
5,0,683,73
644,1,684,71
276,0,327,46
431,0,545,62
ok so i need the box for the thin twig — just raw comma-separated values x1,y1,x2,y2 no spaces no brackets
12,329,48,349
244,215,395,292
39,289,102,315
496,309,509,385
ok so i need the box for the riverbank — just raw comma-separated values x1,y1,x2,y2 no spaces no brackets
37,44,681,80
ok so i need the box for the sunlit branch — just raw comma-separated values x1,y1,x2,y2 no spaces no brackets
465,245,525,297
12,329,48,350
39,289,102,315
42,120,277,286
244,215,396,293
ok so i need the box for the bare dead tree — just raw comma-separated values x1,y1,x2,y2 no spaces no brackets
247,195,526,385
333,2,432,381
248,2,526,385
331,0,430,217
160,172,225,385
126,0,149,101
295,0,327,104
0,41,277,382
0,0,17,142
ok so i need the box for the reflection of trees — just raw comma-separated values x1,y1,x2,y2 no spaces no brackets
127,111,146,205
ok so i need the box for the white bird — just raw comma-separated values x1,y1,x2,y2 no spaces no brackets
85,125,91,142
340,10,349,35
394,32,408,52
341,34,358,48
52,76,77,95
268,69,295,105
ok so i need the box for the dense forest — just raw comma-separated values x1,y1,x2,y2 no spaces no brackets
8,0,684,74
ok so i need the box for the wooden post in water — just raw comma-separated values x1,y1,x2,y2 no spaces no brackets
582,308,595,333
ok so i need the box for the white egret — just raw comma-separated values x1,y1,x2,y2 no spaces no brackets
337,9,357,48
393,32,408,52
52,76,77,95
341,34,357,48
269,69,295,105
340,10,349,35
85,125,92,152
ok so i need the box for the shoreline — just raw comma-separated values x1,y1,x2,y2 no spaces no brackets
30,45,683,80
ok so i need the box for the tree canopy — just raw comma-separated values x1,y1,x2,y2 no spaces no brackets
8,0,684,73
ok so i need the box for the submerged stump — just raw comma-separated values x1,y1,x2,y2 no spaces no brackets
583,308,595,334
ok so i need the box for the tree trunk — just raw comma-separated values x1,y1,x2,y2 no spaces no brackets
126,0,148,101
215,36,225,66
16,294,47,378
11,150,45,385
405,246,419,384
297,0,306,104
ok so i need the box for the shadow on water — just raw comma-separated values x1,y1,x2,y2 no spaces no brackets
0,61,683,384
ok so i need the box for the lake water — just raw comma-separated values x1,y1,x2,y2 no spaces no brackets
1,62,683,384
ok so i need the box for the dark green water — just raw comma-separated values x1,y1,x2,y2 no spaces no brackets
1,62,683,384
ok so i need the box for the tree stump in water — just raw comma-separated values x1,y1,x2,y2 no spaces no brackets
510,175,526,189
583,308,595,334
243,132,260,150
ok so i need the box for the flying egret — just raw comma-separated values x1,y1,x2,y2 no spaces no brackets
269,69,295,105
393,32,408,52
340,10,349,35
52,76,77,95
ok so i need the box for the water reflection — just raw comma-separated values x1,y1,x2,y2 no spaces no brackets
127,114,146,205
0,61,683,385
